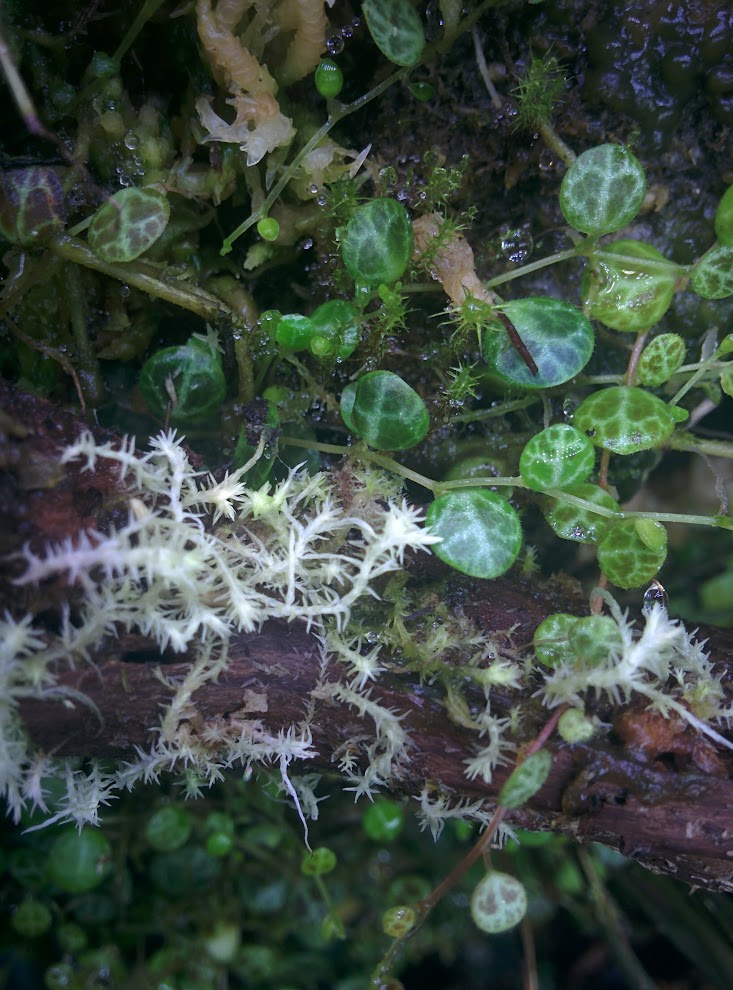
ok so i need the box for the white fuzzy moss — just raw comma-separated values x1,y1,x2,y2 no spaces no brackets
2,432,731,834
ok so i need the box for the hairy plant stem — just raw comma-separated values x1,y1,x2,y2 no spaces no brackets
50,235,237,324
280,436,730,528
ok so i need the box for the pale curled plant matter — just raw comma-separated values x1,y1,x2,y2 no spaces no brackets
195,0,327,165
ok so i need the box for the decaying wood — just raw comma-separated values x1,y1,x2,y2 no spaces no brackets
3,380,733,893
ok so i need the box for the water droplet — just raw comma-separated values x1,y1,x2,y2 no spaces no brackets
366,631,379,644
500,224,533,264
351,15,361,27
326,35,344,55
562,396,579,421
643,580,668,612
308,183,318,194
124,130,139,150
341,24,353,39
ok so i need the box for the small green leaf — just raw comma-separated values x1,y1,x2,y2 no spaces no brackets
350,370,429,449
637,333,686,386
46,828,112,894
426,489,522,579
583,240,678,332
256,216,280,241
139,336,226,423
520,424,595,491
382,905,418,938
573,385,680,455
362,799,405,841
470,871,527,934
340,198,413,286
363,0,425,67
559,144,646,236
498,750,552,808
634,517,667,553
0,167,66,246
309,299,361,358
714,185,733,246
690,244,733,299
301,847,337,876
567,615,624,666
275,313,314,350
89,186,170,262
597,518,667,588
314,58,344,98
558,708,596,743
145,806,192,852
485,297,594,389
533,613,578,667
544,482,619,544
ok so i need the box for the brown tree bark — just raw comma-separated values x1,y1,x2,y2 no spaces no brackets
3,380,733,893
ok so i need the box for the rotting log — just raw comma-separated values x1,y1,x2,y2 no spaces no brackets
3,379,733,893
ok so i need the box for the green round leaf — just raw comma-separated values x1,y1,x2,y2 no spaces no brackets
341,198,413,286
498,750,552,809
559,144,646,236
88,186,170,262
567,614,624,666
485,297,594,389
275,313,314,351
573,385,681,455
46,828,112,894
363,0,425,67
350,370,429,449
583,240,678,332
426,489,522,579
314,58,344,98
557,708,596,743
597,518,667,588
309,299,361,359
362,798,405,841
544,482,619,544
533,612,578,667
0,167,66,247
520,424,595,491
470,871,527,934
382,905,417,938
690,244,733,299
301,846,337,876
11,899,53,938
256,217,280,241
637,333,686,386
714,184,733,246
139,336,226,423
144,805,192,852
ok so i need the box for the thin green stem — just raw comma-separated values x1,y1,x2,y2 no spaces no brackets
666,431,733,461
484,246,582,290
221,68,409,255
452,395,540,423
546,487,732,528
112,0,166,63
